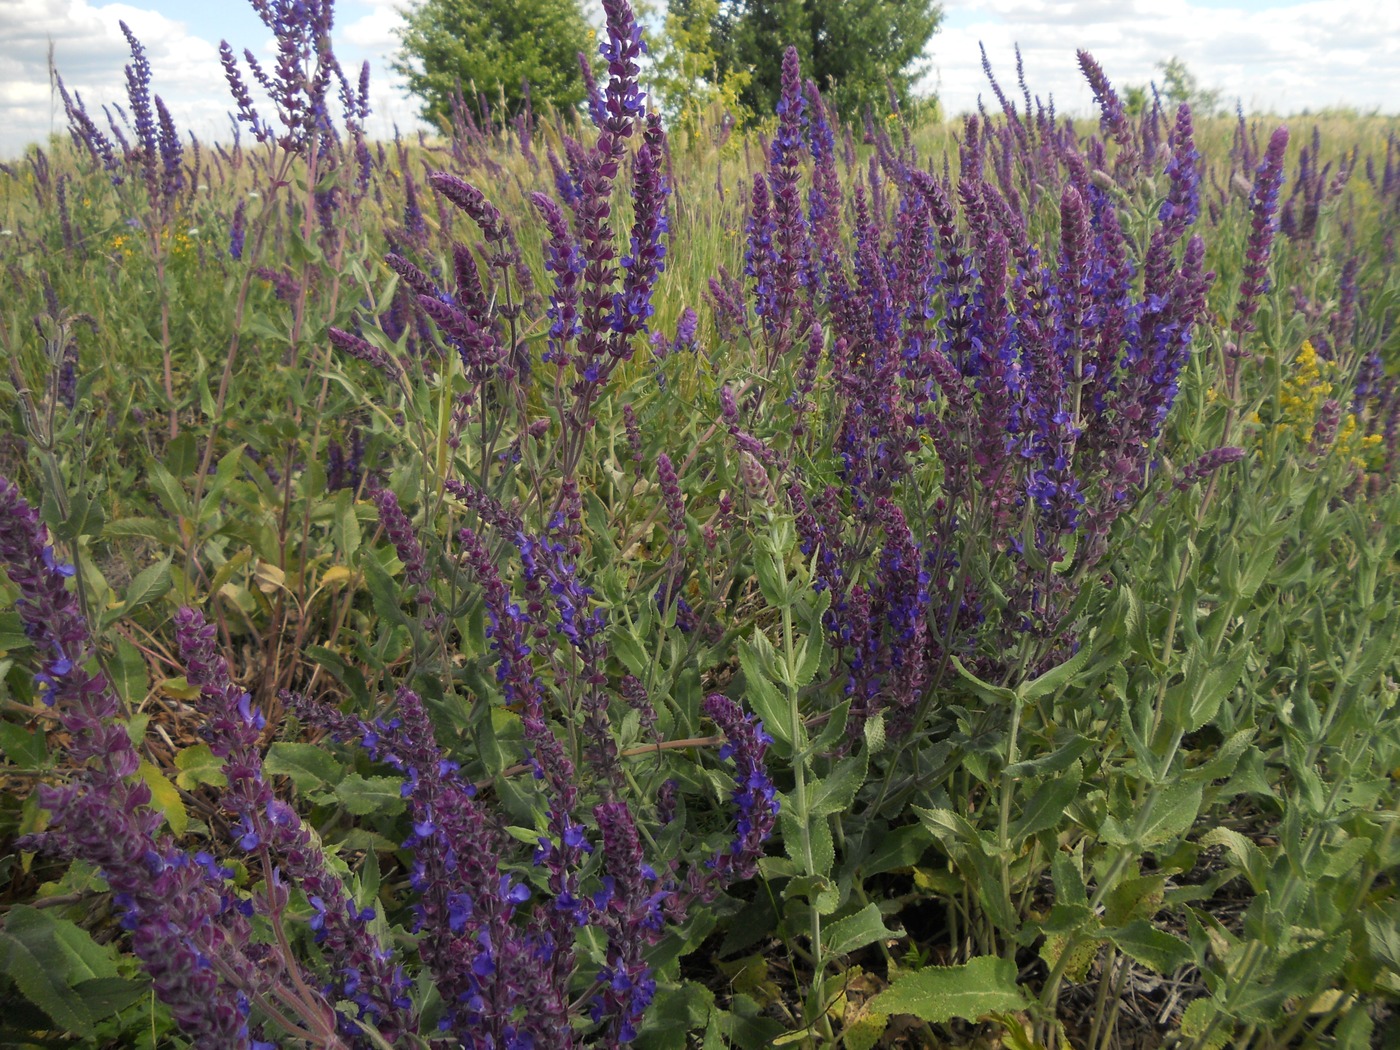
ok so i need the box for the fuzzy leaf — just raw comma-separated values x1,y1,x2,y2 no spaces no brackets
0,906,125,1037
808,751,868,818
868,955,1028,1023
138,758,187,835
1109,920,1193,973
821,903,900,957
334,774,407,816
0,721,48,769
1009,763,1082,841
120,556,173,615
174,742,228,790
265,742,348,791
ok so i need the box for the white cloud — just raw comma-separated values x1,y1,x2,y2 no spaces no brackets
0,0,429,159
0,0,238,157
342,6,400,51
925,0,1400,117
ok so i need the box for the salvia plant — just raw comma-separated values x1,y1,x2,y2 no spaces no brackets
1,0,1399,1048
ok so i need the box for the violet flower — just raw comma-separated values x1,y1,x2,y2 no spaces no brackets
694,694,779,896
0,480,263,1048
176,608,415,1043
1233,126,1290,338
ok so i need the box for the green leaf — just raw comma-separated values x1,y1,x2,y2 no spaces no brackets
1179,998,1231,1050
914,807,983,858
609,627,650,679
808,750,868,818
265,741,348,791
821,903,900,957
0,905,123,1037
753,544,793,610
1232,934,1351,1023
636,980,715,1050
1188,644,1249,731
859,824,932,877
863,709,886,754
336,490,362,562
780,801,834,878
70,976,150,1017
0,721,48,769
1199,827,1268,891
1017,645,1090,702
1004,733,1092,779
139,758,187,835
1009,763,1082,842
1185,729,1256,784
793,631,826,688
109,637,148,705
174,742,228,790
362,550,411,626
1139,780,1204,847
950,656,1017,705
0,610,31,652
782,874,840,914
103,517,179,543
120,556,173,615
1108,920,1193,973
334,773,407,816
868,956,1029,1023
739,633,792,747
303,645,371,709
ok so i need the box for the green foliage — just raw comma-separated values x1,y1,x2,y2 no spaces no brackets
868,955,1028,1024
3,32,1400,1049
646,0,754,142
393,0,593,125
674,0,943,118
1157,55,1224,116
0,906,150,1042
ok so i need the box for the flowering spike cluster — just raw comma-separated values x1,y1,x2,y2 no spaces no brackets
1076,50,1137,178
222,0,361,153
370,486,431,604
761,47,810,364
657,453,686,552
0,480,263,1048
175,608,414,1042
55,74,122,184
1159,104,1201,240
328,326,404,382
1233,126,1290,337
731,51,1225,725
229,199,247,260
615,113,670,341
154,95,184,205
1172,446,1246,493
534,192,584,366
119,21,159,195
694,694,779,894
295,687,576,1047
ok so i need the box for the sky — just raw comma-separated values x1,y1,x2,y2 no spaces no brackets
2,0,1398,159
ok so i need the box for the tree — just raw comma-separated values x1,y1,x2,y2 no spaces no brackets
393,0,593,126
1156,56,1223,117
647,0,753,142
669,0,942,120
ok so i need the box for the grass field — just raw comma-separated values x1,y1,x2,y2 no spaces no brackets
1,4,1399,1048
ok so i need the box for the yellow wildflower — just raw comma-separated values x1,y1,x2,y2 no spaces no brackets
1274,340,1334,445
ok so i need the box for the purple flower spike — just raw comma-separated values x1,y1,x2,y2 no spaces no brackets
696,695,778,895
371,486,432,604
0,480,263,1048
177,607,415,1041
428,172,506,243
1233,125,1290,338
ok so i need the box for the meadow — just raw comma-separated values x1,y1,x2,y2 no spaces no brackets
1,1,1399,1047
